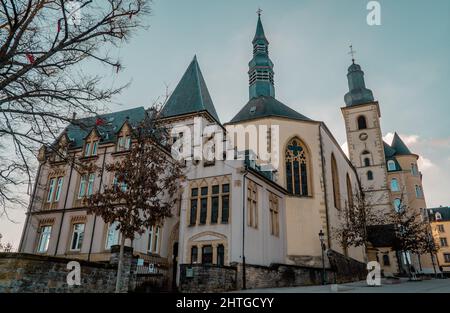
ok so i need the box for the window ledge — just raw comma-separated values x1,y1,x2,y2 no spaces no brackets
79,155,99,161
111,150,130,157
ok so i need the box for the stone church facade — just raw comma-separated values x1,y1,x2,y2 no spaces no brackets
18,13,430,290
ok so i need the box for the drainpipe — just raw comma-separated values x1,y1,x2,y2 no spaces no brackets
318,123,332,249
18,162,43,252
88,146,107,261
54,154,75,256
242,167,248,290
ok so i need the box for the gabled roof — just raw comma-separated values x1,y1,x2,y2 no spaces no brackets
66,107,146,149
228,96,313,124
391,132,413,155
160,56,220,123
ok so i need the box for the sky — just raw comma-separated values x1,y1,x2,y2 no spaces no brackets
1,0,450,248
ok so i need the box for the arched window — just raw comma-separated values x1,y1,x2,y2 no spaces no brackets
387,160,396,171
346,173,354,210
285,138,310,196
391,179,400,192
361,150,372,167
331,153,341,210
393,198,402,212
367,170,374,181
357,116,367,130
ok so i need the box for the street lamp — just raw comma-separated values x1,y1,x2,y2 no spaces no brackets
319,230,326,285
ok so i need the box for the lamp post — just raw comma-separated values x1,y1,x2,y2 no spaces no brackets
319,230,326,285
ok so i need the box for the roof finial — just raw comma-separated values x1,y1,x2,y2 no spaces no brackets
348,44,356,64
257,7,262,17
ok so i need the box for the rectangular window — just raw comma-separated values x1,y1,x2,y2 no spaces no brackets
84,143,91,157
201,186,208,196
70,223,85,251
247,182,258,228
202,245,213,264
221,195,229,224
212,185,219,195
269,194,279,236
91,141,98,156
87,173,95,196
440,238,448,247
154,226,160,254
147,225,160,254
78,175,87,199
191,246,198,264
54,177,64,202
191,188,198,197
222,184,229,193
190,199,197,226
200,198,208,224
47,178,56,203
444,254,450,263
438,225,445,233
105,222,119,250
125,136,131,150
217,244,225,266
286,162,292,193
148,226,153,253
37,225,52,253
211,196,219,224
117,137,124,151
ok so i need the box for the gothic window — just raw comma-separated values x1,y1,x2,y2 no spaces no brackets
331,153,341,210
285,138,310,196
357,115,367,130
391,179,400,192
364,158,371,167
367,170,374,181
346,173,354,210
387,160,396,171
361,150,372,167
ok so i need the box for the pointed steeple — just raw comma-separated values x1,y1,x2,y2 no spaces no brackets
160,56,220,122
344,56,375,106
248,11,275,100
391,132,413,155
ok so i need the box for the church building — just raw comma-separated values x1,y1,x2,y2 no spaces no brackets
18,13,430,290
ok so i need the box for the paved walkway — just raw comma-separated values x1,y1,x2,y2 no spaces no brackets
236,278,450,293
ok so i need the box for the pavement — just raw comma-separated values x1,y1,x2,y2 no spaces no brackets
235,278,450,293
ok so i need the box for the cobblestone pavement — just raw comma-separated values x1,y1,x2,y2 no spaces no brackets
235,278,450,293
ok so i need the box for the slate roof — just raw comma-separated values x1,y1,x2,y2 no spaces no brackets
391,132,413,155
253,15,267,43
383,141,402,171
65,107,146,149
229,96,312,124
160,56,220,123
428,207,450,222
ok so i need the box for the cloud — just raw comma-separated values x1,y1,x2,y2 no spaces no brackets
418,156,435,170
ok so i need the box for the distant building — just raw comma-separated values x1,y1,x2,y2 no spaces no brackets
428,207,450,274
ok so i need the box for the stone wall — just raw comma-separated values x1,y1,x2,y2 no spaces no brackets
327,249,367,283
179,249,367,292
0,245,144,293
179,264,237,293
0,253,118,293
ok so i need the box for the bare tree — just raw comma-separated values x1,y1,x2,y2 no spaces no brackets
332,189,385,261
0,233,12,252
88,107,184,293
0,0,150,215
388,196,429,278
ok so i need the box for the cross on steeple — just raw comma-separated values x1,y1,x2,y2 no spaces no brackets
257,7,262,17
349,44,356,64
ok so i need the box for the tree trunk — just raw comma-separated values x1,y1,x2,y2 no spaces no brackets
404,251,412,279
430,252,437,278
115,235,126,293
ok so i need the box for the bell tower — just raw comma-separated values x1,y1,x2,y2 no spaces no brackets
341,51,390,212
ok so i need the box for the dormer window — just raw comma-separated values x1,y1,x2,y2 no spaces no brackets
117,135,131,152
387,160,396,171
436,212,443,221
83,130,99,157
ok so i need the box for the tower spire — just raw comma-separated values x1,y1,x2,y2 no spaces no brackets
248,11,275,100
344,52,374,106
